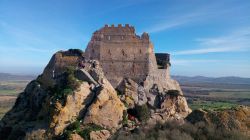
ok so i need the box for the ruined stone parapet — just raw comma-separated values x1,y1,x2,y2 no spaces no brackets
90,24,149,43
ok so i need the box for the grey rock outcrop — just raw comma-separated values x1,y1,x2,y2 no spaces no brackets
90,130,111,140
0,50,125,140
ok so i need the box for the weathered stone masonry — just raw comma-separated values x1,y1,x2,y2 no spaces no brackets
85,24,171,91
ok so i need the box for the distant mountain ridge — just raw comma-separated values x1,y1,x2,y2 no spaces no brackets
0,73,36,81
1,72,250,85
172,75,250,85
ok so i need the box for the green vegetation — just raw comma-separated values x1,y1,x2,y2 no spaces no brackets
189,101,238,111
209,91,250,99
135,104,151,122
0,80,29,96
122,111,128,125
183,82,250,106
67,49,84,56
0,80,29,119
64,66,81,90
62,120,81,139
78,124,104,140
62,121,104,140
166,90,180,96
49,66,81,105
0,89,18,96
115,89,123,96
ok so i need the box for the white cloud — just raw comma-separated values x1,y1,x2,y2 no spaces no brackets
173,27,250,55
146,12,203,33
171,59,220,66
145,1,248,33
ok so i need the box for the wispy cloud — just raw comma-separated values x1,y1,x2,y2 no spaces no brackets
145,1,248,33
0,21,61,53
83,0,151,18
146,12,203,33
0,20,88,54
172,59,220,66
0,46,57,53
173,27,250,55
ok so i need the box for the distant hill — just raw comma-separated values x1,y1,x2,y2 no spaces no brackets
0,73,36,81
1,73,250,85
172,75,250,85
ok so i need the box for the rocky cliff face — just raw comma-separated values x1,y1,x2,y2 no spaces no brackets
0,49,191,140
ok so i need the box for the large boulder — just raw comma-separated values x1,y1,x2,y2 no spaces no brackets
83,78,126,132
160,90,191,118
116,78,139,108
90,130,111,140
49,82,92,136
147,89,191,125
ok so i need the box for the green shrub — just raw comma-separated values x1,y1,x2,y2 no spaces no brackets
65,66,80,90
122,111,128,125
60,120,82,140
67,120,81,132
48,66,81,105
135,104,151,122
115,89,123,96
62,88,73,96
67,49,84,56
78,124,104,140
166,90,180,96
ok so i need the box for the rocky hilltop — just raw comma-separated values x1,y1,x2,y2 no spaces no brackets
0,49,190,140
1,25,249,140
0,25,192,140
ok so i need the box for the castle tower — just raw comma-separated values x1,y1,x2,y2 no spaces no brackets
85,24,170,88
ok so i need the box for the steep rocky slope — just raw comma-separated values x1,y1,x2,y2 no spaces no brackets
112,106,250,140
186,106,250,136
0,49,191,140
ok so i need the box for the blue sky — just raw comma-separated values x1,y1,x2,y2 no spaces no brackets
0,0,250,77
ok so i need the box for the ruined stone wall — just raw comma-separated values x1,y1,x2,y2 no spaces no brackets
100,44,149,85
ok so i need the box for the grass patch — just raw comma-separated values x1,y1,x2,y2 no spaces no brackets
0,89,20,96
189,101,238,111
209,91,250,99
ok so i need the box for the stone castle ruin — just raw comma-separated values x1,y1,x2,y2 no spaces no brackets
85,24,176,93
0,24,191,140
